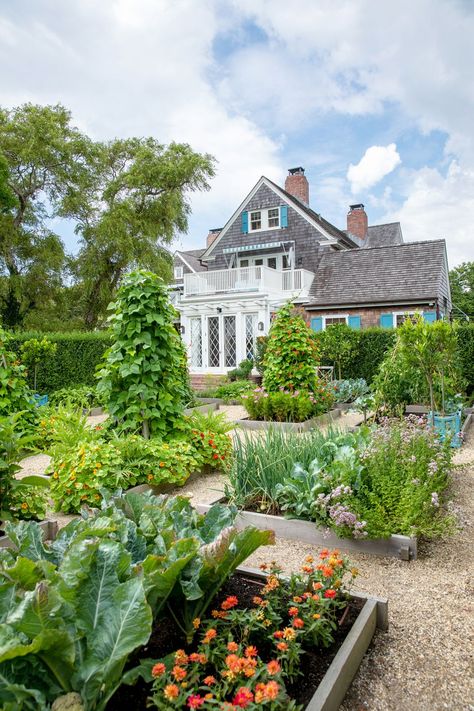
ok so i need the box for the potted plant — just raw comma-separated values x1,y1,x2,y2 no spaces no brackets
20,336,57,404
397,316,463,446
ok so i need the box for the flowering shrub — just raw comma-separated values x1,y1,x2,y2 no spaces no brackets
242,385,334,423
7,484,48,520
150,553,357,710
189,428,233,470
276,417,453,539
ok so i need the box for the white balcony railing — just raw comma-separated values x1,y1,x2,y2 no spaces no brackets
183,266,314,298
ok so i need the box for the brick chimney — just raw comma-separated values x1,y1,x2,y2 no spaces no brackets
284,167,309,205
206,228,221,248
347,204,368,241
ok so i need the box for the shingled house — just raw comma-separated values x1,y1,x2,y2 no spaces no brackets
172,168,451,386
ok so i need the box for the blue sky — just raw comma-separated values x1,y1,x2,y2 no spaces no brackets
1,0,473,265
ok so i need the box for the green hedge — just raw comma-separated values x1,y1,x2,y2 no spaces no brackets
315,324,474,393
9,331,112,393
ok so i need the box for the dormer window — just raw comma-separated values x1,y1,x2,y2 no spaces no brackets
250,211,262,231
268,208,279,228
174,265,183,279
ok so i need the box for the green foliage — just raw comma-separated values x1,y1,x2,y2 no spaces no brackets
0,413,49,522
227,358,254,381
313,327,394,383
9,331,112,392
263,303,319,393
372,344,426,416
20,337,57,391
316,324,360,380
214,379,254,402
69,138,215,328
96,270,191,438
49,386,103,410
450,262,474,319
454,323,474,395
255,335,268,376
0,491,271,707
0,327,36,431
242,385,334,422
37,405,102,457
186,408,234,436
395,316,460,413
0,153,15,213
328,379,369,404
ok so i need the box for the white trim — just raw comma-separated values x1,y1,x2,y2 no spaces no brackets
392,310,421,328
201,177,338,259
174,265,183,279
175,251,199,273
322,313,349,330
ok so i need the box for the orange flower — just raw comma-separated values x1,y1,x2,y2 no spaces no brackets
324,589,337,599
232,687,254,708
301,565,314,574
292,595,303,603
319,548,330,559
221,595,238,610
305,555,314,563
225,654,242,673
313,582,323,591
164,684,179,700
202,628,217,643
292,617,304,629
282,627,296,640
244,645,258,658
276,641,288,651
159,461,166,468
273,630,284,639
203,675,216,686
227,641,239,652
172,665,187,681
187,694,205,708
266,660,281,675
288,606,299,617
192,618,201,629
189,652,207,664
263,680,280,700
151,662,166,677
313,613,321,620
175,649,189,665
252,596,263,605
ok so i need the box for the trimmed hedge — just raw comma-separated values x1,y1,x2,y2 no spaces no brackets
9,331,112,393
315,324,474,393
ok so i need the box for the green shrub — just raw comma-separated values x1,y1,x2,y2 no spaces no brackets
255,335,268,376
49,385,102,410
0,327,37,428
263,303,320,393
214,379,254,402
328,379,369,403
242,385,334,422
20,337,57,391
227,358,254,381
9,330,112,392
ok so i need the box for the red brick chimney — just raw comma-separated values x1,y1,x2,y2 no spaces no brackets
284,167,309,205
206,228,221,248
347,204,368,241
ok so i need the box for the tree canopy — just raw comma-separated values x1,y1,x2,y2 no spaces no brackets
0,103,215,329
449,262,474,320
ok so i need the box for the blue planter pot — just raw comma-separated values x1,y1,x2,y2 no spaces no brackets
32,393,49,407
428,410,462,448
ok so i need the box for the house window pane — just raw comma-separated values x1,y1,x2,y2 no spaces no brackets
268,208,279,228
224,316,236,367
254,258,264,266
267,257,277,269
395,313,415,327
250,211,261,230
190,318,202,367
208,316,220,367
174,266,183,279
325,317,347,327
240,259,249,267
245,313,257,360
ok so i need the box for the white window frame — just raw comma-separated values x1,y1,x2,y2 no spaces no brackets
393,310,419,328
323,314,349,330
238,253,285,270
248,207,281,232
174,265,183,279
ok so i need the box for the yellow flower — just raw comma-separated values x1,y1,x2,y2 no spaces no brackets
21,502,28,510
192,618,201,629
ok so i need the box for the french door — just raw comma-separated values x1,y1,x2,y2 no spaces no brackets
206,314,237,369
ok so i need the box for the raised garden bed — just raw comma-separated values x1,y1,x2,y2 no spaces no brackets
184,402,219,416
238,408,342,433
112,565,388,711
196,497,417,561
0,518,58,549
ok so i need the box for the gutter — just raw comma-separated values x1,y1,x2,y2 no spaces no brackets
305,298,438,311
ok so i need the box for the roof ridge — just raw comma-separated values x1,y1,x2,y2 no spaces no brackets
328,238,445,255
367,221,401,229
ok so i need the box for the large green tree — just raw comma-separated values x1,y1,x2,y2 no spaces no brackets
450,262,474,320
68,138,215,327
0,104,92,327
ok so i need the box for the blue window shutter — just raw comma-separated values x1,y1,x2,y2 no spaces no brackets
311,317,323,332
423,311,437,323
280,204,288,228
241,211,248,234
348,315,361,329
380,314,393,328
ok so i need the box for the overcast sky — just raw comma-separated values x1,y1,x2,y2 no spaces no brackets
1,0,473,266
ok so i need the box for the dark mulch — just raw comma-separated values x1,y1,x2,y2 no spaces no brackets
111,573,364,710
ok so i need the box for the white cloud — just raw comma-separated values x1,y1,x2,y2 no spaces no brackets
347,144,401,194
384,161,474,267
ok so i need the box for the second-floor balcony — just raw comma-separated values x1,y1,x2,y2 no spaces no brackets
183,266,315,299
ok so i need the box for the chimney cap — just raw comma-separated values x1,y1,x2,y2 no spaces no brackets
288,166,305,175
349,203,365,211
